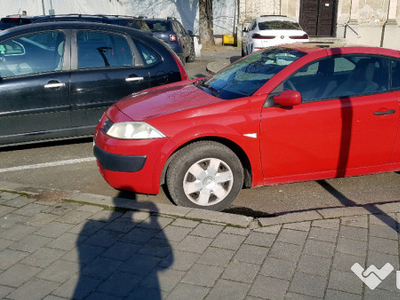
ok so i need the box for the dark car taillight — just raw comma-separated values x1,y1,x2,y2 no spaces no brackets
169,33,177,42
290,34,309,39
252,33,274,39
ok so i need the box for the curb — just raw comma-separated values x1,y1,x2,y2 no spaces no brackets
2,180,400,228
206,61,230,74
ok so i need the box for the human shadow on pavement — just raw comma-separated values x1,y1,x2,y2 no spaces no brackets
316,93,399,231
73,194,173,299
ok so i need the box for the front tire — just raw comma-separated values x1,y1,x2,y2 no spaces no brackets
166,141,244,211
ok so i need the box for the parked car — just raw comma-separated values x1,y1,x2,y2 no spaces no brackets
143,17,195,63
94,44,400,211
0,21,187,147
242,15,309,56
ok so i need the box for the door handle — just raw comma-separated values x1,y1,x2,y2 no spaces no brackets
44,82,66,89
126,76,144,82
373,109,396,116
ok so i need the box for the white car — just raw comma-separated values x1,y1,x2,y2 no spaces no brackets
242,15,309,56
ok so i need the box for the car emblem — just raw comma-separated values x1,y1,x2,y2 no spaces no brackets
281,35,285,39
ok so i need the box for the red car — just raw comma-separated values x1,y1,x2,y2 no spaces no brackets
94,44,400,211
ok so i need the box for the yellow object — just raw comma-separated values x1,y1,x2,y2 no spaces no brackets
223,34,235,45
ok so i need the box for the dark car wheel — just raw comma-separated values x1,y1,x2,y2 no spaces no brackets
166,141,244,211
186,41,195,63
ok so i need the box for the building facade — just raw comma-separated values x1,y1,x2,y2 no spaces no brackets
238,0,400,49
1,0,399,49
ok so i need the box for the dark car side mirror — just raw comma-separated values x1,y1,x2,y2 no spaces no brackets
274,90,301,107
188,30,193,35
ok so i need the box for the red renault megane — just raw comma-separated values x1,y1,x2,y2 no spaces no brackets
94,44,400,211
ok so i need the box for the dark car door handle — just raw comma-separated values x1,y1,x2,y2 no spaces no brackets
373,109,396,116
44,82,66,89
125,76,144,82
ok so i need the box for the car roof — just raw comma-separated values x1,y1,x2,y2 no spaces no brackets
0,20,144,38
144,17,180,23
282,43,400,57
255,15,298,23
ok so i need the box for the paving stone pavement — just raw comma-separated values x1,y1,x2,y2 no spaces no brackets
1,182,400,299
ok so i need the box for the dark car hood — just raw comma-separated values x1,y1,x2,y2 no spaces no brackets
115,81,222,121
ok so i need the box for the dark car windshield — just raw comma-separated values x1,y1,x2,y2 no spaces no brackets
259,21,302,30
197,47,306,99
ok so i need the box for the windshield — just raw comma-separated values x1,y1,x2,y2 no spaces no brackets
259,21,302,30
197,47,306,99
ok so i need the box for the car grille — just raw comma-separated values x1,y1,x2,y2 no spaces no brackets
101,118,113,134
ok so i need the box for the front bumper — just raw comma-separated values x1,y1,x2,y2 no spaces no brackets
93,124,177,195
93,145,146,172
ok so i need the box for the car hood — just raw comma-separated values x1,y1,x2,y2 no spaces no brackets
115,81,222,121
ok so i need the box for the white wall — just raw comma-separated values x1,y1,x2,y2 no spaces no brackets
0,0,127,16
0,0,236,35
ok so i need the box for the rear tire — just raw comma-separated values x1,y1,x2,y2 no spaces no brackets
166,141,244,211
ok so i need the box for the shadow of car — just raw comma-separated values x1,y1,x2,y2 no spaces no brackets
0,21,187,147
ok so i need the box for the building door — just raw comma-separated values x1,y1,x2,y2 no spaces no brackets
299,0,337,37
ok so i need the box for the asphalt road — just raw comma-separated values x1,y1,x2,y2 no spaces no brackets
1,47,400,216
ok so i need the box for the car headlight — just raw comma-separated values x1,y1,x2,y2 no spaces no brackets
106,122,166,139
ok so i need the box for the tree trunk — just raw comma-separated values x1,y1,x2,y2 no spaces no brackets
199,0,214,47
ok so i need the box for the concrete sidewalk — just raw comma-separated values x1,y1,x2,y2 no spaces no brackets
1,181,400,299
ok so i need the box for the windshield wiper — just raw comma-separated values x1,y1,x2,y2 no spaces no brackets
196,80,220,98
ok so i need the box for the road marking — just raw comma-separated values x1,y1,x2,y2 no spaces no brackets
0,157,97,173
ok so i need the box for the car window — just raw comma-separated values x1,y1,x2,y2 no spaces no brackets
172,21,180,34
135,41,161,66
391,59,400,90
77,31,133,69
176,22,186,34
285,55,390,103
250,21,256,31
146,21,172,32
0,31,65,78
198,47,306,100
258,21,302,30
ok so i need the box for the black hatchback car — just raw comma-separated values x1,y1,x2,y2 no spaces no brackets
0,22,187,147
144,17,195,63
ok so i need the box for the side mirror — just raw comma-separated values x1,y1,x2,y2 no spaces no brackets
187,30,193,35
274,90,301,107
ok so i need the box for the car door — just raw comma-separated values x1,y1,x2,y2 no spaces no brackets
69,30,150,128
260,54,399,182
0,30,70,145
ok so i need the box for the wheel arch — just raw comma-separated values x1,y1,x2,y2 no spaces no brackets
160,137,253,189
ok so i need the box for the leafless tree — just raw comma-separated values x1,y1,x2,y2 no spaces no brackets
199,0,214,46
